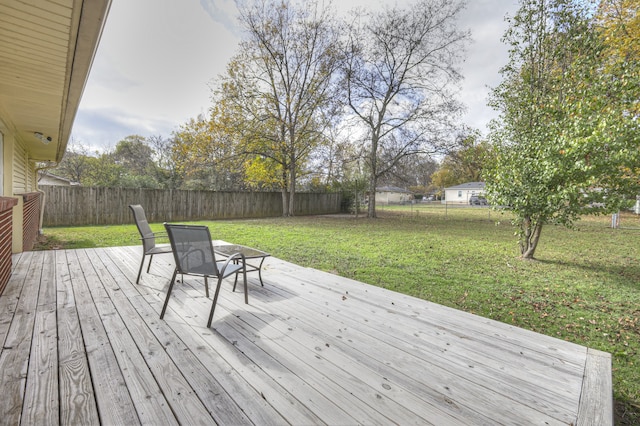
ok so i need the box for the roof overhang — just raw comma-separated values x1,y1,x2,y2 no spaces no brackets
0,0,111,163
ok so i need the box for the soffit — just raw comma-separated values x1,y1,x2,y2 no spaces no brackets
0,0,110,162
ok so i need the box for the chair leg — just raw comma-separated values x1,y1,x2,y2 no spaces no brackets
232,265,248,303
257,257,266,286
136,255,146,284
147,254,154,273
207,277,225,328
160,268,178,319
242,263,248,304
204,276,209,298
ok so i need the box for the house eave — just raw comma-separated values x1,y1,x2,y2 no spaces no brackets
0,0,112,163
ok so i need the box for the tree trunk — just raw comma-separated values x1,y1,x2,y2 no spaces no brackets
281,167,289,217
367,134,378,219
281,188,289,217
520,216,543,259
367,173,377,218
288,159,296,217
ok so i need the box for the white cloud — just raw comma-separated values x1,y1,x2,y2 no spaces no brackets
74,0,238,147
199,0,240,34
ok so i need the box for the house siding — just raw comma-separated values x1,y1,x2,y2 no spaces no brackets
13,140,28,194
444,182,486,205
375,187,413,205
11,138,40,253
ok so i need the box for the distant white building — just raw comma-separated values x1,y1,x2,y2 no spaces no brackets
375,186,413,205
38,171,80,186
444,182,485,204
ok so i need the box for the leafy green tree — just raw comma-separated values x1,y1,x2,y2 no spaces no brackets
430,168,458,197
83,153,125,187
485,0,640,259
111,135,162,188
147,135,183,189
340,0,469,218
113,135,155,175
171,113,245,190
597,0,639,74
593,0,639,196
54,139,91,183
437,132,491,185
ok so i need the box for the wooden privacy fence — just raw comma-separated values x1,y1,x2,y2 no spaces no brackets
41,186,342,227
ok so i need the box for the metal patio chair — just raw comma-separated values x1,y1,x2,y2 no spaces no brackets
161,223,248,327
129,204,173,284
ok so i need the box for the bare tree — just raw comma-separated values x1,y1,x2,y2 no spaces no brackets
381,154,439,190
341,0,469,217
222,0,342,216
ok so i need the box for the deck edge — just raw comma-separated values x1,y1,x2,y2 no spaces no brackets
576,348,613,426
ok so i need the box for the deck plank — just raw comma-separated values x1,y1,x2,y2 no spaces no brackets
21,251,60,423
0,251,43,424
57,306,100,425
22,309,58,424
0,251,32,349
66,250,141,425
55,249,75,309
55,250,99,424
577,348,613,425
36,250,56,310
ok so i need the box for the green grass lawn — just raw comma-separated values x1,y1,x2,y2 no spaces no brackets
37,205,640,424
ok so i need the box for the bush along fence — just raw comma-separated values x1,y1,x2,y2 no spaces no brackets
41,186,342,227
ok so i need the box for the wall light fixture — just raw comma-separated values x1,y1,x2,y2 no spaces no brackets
34,132,52,144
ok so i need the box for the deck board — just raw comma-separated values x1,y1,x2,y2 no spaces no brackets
66,250,140,425
22,308,58,424
0,250,44,425
0,245,612,425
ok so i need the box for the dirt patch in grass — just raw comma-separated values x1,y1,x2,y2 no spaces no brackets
32,234,66,250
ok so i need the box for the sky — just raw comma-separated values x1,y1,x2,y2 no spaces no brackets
71,0,519,152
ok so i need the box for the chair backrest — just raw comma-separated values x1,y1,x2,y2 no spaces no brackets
164,224,219,276
129,204,156,252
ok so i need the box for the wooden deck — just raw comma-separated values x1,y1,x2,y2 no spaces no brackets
0,244,612,425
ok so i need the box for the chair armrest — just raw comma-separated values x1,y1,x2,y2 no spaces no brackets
138,232,168,241
218,252,246,277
